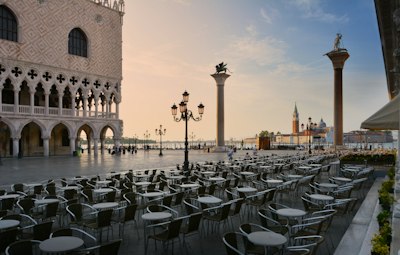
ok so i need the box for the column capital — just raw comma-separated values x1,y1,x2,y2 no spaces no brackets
326,50,350,69
211,73,230,85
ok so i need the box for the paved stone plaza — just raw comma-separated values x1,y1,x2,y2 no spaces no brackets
0,150,383,254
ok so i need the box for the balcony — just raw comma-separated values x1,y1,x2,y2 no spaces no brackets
1,104,117,119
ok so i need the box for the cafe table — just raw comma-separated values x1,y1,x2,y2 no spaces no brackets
40,236,84,254
92,202,119,210
248,231,287,255
0,219,20,231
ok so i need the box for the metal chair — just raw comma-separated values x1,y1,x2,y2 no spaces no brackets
5,240,41,255
145,218,183,254
222,232,246,255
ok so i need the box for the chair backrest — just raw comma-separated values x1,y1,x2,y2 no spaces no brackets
12,183,24,193
231,198,244,215
1,198,15,211
97,209,113,228
123,192,137,204
123,204,137,222
99,239,122,255
44,202,59,218
186,212,202,233
105,191,116,202
162,195,173,207
33,221,54,241
33,185,43,196
223,232,246,255
183,198,199,215
17,198,35,214
166,218,183,239
0,228,19,253
173,192,184,206
5,240,41,255
81,189,94,203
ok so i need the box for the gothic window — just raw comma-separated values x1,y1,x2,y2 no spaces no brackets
0,6,17,42
68,28,88,57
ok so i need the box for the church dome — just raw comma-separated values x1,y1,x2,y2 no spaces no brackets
319,118,326,128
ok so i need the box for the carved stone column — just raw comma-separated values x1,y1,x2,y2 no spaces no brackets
326,49,350,147
14,88,19,114
43,137,49,157
12,137,19,158
211,73,230,152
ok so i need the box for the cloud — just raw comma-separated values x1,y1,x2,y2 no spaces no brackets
260,8,272,24
290,0,349,23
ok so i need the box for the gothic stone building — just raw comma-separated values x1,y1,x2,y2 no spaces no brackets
0,0,124,157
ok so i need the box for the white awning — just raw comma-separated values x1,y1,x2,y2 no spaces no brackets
360,94,400,130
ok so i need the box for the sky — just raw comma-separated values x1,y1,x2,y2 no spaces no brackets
119,0,388,142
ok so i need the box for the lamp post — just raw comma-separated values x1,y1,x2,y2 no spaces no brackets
155,125,166,156
301,117,317,155
171,91,204,176
143,130,150,151
133,134,138,151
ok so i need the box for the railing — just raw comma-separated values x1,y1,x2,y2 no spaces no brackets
0,104,117,119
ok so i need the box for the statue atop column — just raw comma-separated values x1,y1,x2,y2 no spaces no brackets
215,62,232,74
333,33,343,51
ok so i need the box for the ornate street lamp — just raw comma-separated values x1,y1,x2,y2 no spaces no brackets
155,125,166,156
171,91,204,176
301,117,317,155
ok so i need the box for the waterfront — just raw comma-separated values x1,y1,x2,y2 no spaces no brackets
0,149,301,187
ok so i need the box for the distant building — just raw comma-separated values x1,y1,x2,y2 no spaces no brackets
0,0,125,157
275,104,333,147
344,130,393,144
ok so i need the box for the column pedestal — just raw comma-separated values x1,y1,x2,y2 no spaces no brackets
211,73,230,152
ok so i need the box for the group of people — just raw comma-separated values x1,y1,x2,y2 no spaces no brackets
227,146,258,161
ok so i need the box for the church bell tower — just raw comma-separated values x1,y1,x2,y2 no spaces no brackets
292,103,299,134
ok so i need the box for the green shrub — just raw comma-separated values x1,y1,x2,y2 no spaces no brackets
371,234,390,255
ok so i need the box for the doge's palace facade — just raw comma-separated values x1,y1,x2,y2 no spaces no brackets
0,0,124,157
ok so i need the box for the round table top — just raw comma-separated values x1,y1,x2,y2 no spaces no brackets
92,202,119,210
142,212,172,221
40,236,84,253
209,177,225,182
0,219,20,230
286,175,303,179
318,183,338,189
167,175,184,179
259,166,272,169
202,171,216,176
240,171,255,175
134,181,151,186
35,199,59,205
0,194,21,199
93,188,114,193
96,180,111,184
60,186,80,190
197,196,222,204
276,208,306,218
237,187,257,193
332,177,352,182
180,183,199,188
248,231,287,246
265,179,283,184
142,192,164,198
309,194,334,201
298,166,312,169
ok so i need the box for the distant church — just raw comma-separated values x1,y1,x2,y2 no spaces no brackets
275,103,333,146
0,0,124,157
